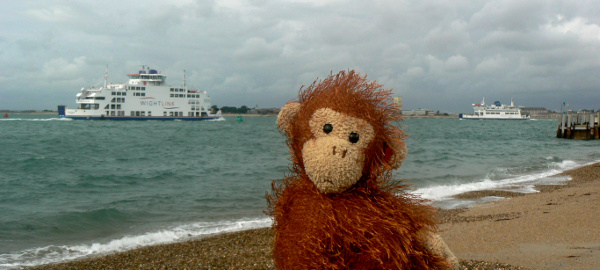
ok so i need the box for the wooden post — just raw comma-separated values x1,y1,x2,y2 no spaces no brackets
590,113,595,139
561,114,566,138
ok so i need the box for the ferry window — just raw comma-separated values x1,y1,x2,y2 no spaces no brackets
141,93,145,96
142,87,145,90
148,111,151,116
170,94,174,97
141,111,145,116
111,104,115,109
136,87,140,90
163,112,167,116
117,105,121,109
131,111,135,116
112,92,115,95
169,112,174,116
122,92,126,96
170,88,173,92
136,111,140,116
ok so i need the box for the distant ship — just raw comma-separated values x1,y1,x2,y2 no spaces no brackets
58,66,222,120
460,98,530,120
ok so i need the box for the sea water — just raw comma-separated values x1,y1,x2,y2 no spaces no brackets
1,114,599,268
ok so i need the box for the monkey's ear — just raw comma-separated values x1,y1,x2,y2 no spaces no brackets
383,139,407,169
277,102,301,135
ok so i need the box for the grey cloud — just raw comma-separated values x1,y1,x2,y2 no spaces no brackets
0,0,598,112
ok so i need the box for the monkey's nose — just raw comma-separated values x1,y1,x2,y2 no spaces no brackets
332,146,347,158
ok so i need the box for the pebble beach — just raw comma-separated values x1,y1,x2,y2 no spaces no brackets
26,163,600,270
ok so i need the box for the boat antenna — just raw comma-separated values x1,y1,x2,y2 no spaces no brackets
104,65,108,88
183,69,187,88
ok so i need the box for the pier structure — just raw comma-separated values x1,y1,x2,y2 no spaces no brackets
557,112,600,139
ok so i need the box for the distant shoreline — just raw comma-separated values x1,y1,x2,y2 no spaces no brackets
1,111,563,120
1,111,57,115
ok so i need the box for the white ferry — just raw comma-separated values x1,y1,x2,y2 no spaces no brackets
58,66,222,120
460,98,530,120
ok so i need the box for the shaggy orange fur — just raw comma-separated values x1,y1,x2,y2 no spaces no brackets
267,70,448,269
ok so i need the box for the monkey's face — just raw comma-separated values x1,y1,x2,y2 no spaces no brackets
302,108,375,194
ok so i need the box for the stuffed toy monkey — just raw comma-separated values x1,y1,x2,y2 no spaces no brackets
267,70,456,269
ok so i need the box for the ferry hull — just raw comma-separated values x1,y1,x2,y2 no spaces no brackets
57,105,223,121
460,114,530,120
59,115,222,121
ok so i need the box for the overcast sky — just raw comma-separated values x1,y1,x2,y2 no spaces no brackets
1,0,598,113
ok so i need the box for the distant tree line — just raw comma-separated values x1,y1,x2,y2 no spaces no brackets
212,105,249,114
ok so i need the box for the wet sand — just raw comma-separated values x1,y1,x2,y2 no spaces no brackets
28,163,600,269
438,162,600,269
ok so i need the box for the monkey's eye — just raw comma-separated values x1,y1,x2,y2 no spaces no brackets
349,132,359,143
323,124,333,134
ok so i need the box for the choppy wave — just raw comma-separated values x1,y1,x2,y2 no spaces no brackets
412,159,591,208
0,217,271,269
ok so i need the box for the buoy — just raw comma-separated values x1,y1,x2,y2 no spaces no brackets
3,113,7,118
236,115,243,122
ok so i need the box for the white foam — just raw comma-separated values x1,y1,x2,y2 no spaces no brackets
413,160,586,205
0,217,271,269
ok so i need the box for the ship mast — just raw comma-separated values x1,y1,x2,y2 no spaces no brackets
183,69,187,88
103,65,109,88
